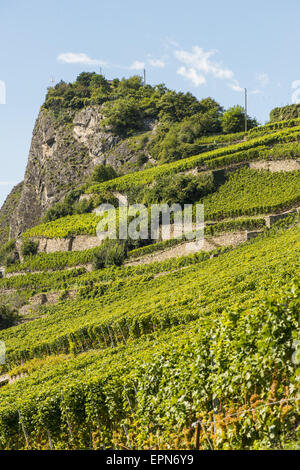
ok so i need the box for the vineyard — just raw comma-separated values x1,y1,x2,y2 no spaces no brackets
0,225,299,449
203,168,300,220
86,125,300,194
0,100,299,451
23,166,299,240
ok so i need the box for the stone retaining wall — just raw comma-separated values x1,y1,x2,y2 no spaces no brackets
126,231,254,267
71,235,102,251
265,205,300,228
249,159,300,172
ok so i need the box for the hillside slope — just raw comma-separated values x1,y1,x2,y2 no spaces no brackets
0,223,299,449
0,81,299,450
1,72,257,242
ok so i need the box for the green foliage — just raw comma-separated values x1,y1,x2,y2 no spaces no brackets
0,267,86,292
43,187,118,223
89,164,118,184
149,109,223,162
0,240,17,266
270,104,300,122
42,189,82,222
221,105,258,133
205,217,266,235
101,97,144,136
0,304,17,330
26,214,101,239
86,126,300,194
249,117,300,134
157,91,202,122
0,226,298,449
5,216,266,274
140,172,215,205
92,239,127,269
2,99,300,450
21,240,38,257
5,249,97,273
203,168,300,220
1,225,298,368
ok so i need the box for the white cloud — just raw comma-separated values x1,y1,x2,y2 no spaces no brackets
57,52,106,66
174,45,243,92
177,66,206,86
257,73,270,87
148,58,166,68
129,60,145,70
249,89,262,95
228,80,244,93
175,46,233,80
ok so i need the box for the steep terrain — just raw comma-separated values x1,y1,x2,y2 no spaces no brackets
0,73,246,242
8,106,156,240
0,76,299,450
0,182,23,245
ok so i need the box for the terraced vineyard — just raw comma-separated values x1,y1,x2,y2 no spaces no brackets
203,168,300,220
0,96,300,451
0,225,299,449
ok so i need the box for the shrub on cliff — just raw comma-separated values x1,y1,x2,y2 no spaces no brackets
101,98,144,136
89,164,118,184
21,239,38,257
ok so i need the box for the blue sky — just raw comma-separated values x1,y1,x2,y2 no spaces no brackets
1,0,300,208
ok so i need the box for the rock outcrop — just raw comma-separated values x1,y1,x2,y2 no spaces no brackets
0,182,23,244
5,106,154,240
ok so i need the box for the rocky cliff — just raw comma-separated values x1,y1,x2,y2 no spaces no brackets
2,105,153,242
0,182,23,245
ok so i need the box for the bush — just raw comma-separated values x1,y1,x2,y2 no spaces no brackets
148,106,222,162
43,189,82,222
158,91,202,122
141,173,215,205
0,304,17,330
89,164,118,184
0,240,17,266
221,106,258,133
101,98,144,136
137,153,148,167
270,104,300,122
21,240,39,257
92,239,127,270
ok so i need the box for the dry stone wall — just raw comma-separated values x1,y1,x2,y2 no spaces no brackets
249,159,300,172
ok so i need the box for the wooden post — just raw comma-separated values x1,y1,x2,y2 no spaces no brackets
195,421,201,450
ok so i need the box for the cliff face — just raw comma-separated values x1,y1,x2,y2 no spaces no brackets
5,105,152,240
0,182,23,245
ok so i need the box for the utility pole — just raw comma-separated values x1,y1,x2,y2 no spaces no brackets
244,88,248,133
143,68,146,85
